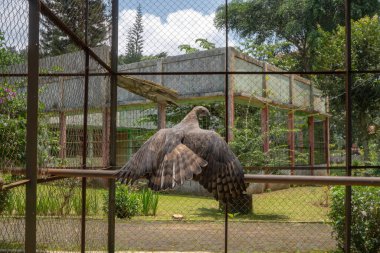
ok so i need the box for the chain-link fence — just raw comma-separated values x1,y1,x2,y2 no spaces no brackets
1,0,380,252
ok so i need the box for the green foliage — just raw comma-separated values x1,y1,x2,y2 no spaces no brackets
0,190,10,214
140,188,159,216
179,38,216,54
178,44,199,54
41,0,109,56
329,186,380,252
214,0,380,71
238,40,298,71
0,33,60,168
140,52,168,62
195,38,216,50
0,32,23,70
230,105,308,169
314,16,380,161
103,182,141,219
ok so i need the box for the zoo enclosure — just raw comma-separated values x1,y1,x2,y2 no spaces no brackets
0,0,379,253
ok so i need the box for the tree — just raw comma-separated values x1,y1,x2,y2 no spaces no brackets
41,0,109,56
122,4,144,64
314,16,380,161
178,38,215,54
0,32,59,169
214,0,380,71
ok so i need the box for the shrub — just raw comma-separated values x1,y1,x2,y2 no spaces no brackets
103,182,140,219
140,188,159,216
0,190,10,214
329,186,380,252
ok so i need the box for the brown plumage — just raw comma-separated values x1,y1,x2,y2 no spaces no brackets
115,106,246,202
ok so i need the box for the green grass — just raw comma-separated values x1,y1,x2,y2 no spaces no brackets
252,186,330,222
2,184,330,222
137,186,330,222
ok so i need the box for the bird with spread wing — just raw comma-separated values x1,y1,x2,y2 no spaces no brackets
116,106,246,203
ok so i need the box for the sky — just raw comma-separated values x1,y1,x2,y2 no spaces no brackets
118,0,235,56
119,0,223,21
0,0,236,57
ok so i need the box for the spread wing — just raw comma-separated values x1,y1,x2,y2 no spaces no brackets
183,129,246,202
115,128,207,190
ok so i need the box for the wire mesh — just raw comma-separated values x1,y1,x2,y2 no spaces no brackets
0,0,29,251
118,0,225,66
0,0,380,252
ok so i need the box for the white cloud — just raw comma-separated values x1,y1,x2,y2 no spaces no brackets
118,8,235,56
1,3,236,57
0,0,29,50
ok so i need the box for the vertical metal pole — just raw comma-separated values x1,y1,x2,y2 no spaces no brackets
81,0,90,252
323,117,330,175
261,106,270,154
261,64,269,164
308,116,315,175
25,1,40,252
224,1,229,252
108,0,118,252
288,75,295,174
224,202,228,253
344,0,352,252
288,112,295,174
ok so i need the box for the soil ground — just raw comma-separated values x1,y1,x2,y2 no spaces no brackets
1,218,336,252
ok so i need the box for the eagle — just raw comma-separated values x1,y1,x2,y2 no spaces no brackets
116,106,246,202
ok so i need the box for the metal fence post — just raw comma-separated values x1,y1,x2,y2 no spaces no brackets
25,0,40,252
108,0,118,252
81,0,90,252
344,0,352,252
224,1,229,252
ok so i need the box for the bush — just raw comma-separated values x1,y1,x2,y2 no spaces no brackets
103,182,140,219
329,186,380,252
140,188,159,216
0,190,10,214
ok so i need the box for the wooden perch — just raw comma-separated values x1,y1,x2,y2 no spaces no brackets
117,75,179,105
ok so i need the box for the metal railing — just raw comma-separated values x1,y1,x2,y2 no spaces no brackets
0,0,378,252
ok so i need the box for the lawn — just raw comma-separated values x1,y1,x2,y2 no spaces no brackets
143,186,330,222
1,182,330,222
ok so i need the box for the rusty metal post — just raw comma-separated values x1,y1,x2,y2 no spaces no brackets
80,0,90,252
157,103,166,129
261,106,270,154
323,117,330,174
224,1,229,251
102,108,111,166
288,75,295,174
344,0,352,251
156,60,167,130
288,112,295,174
108,0,119,252
308,116,315,175
261,63,269,156
59,112,67,159
25,0,40,252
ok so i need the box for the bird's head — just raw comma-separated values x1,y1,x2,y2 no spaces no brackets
193,106,211,119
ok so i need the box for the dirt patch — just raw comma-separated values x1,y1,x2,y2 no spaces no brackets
1,218,336,252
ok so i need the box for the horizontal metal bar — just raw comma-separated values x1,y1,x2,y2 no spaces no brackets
244,174,380,186
245,165,380,170
1,69,379,78
8,168,380,187
1,179,31,191
115,71,346,76
0,73,109,77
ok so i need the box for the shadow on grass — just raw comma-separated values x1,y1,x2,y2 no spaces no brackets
195,207,289,221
